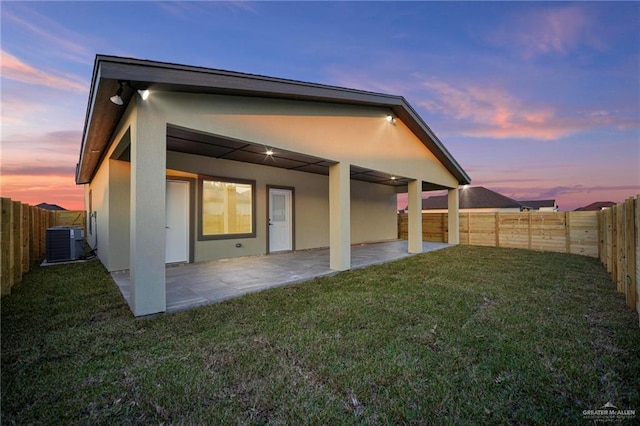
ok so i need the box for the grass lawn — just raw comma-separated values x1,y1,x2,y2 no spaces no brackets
2,245,639,424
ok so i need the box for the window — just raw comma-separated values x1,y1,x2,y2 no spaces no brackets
199,176,255,240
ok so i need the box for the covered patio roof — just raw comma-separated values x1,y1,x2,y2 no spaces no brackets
164,125,414,189
76,55,470,188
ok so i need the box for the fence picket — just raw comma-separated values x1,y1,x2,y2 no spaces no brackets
1,198,12,295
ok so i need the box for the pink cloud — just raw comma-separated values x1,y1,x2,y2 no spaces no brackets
2,130,82,159
0,173,84,211
488,4,605,58
1,128,83,210
0,97,48,128
416,77,638,140
0,50,86,92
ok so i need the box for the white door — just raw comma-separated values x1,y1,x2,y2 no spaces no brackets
166,180,189,263
269,188,292,252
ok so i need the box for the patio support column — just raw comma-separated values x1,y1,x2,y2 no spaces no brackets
407,180,423,253
448,187,460,244
329,162,350,271
129,99,166,316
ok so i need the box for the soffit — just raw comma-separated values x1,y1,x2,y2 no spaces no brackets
166,125,412,188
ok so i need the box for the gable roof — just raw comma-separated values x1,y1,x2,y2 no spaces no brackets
574,201,616,211
36,202,66,211
519,199,556,209
76,55,470,186
417,186,523,210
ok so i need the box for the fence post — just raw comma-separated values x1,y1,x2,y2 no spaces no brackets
598,210,604,262
607,208,613,273
1,198,12,295
611,207,618,287
39,208,47,260
441,213,447,243
635,196,640,325
29,206,36,264
21,203,29,276
617,203,625,293
527,212,533,250
565,212,571,254
12,201,21,289
625,198,637,309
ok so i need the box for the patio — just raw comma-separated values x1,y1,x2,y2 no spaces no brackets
111,240,450,313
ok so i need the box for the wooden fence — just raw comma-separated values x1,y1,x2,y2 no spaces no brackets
398,211,599,257
0,198,86,296
398,201,639,325
598,197,639,323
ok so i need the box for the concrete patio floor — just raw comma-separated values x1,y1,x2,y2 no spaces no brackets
111,240,450,313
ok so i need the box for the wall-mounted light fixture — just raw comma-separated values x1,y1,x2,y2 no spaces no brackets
109,82,125,105
109,81,150,105
138,89,150,100
386,113,397,125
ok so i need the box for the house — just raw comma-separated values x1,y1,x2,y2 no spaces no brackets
76,55,470,316
36,202,66,211
401,187,558,213
574,201,616,211
519,199,558,212
407,186,522,213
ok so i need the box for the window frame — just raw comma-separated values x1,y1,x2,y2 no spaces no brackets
197,175,257,241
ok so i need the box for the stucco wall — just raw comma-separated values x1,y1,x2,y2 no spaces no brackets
84,103,137,271
167,151,397,263
351,179,397,244
85,156,109,265
107,159,131,270
150,92,459,189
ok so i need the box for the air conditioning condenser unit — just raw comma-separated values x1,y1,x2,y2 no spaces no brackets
46,226,85,263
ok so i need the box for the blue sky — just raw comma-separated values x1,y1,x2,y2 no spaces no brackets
1,1,638,210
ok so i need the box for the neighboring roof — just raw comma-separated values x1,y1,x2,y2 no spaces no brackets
574,201,617,211
519,199,556,209
76,55,471,186
414,186,524,210
36,203,66,211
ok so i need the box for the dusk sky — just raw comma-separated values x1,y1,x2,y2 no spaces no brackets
1,1,638,211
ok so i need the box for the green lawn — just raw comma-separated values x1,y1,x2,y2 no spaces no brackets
2,245,639,424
